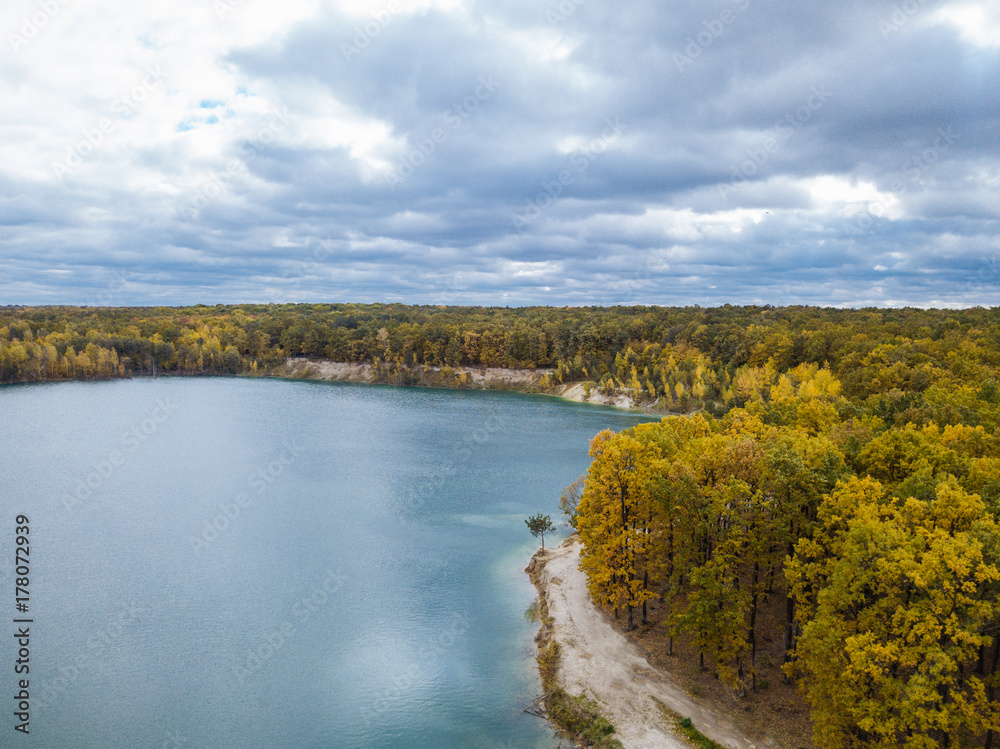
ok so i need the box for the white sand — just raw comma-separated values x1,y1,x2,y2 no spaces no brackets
278,357,551,388
535,539,768,749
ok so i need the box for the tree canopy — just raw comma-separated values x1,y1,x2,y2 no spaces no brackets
570,361,1000,748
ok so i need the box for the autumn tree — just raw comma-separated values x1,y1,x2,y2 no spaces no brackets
559,474,586,528
787,476,1000,748
577,429,658,630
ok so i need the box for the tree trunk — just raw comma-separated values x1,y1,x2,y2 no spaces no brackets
986,638,1000,749
749,561,759,692
642,569,649,626
783,539,796,684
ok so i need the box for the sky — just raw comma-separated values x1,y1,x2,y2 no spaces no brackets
1,0,998,308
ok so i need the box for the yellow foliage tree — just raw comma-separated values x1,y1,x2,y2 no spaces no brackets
787,476,1000,748
577,429,658,630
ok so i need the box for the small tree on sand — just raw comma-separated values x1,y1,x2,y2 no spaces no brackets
525,513,557,550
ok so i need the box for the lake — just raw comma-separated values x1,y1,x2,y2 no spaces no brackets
0,377,654,748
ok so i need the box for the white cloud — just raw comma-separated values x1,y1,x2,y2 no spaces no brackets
802,175,905,220
932,2,1000,47
333,0,466,17
502,260,561,277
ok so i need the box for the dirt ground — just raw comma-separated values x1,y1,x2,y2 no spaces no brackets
278,357,552,389
556,382,638,409
534,539,785,749
613,574,818,749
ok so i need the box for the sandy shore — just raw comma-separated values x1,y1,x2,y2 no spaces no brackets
529,539,769,749
276,357,659,412
554,382,638,409
276,357,552,389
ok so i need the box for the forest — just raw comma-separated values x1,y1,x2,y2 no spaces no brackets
565,356,1000,746
2,303,1000,430
3,303,1000,746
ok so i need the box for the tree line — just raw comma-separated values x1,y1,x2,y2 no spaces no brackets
2,303,999,428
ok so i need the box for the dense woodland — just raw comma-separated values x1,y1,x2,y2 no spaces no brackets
2,304,1000,426
566,356,1000,746
3,303,1000,746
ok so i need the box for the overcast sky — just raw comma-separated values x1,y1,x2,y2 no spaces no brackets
1,0,998,308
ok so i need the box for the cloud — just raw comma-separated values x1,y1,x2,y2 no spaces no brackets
0,0,997,308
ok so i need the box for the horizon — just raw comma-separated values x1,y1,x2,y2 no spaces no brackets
3,300,1000,312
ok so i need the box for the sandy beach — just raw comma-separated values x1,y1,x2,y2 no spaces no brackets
529,539,772,749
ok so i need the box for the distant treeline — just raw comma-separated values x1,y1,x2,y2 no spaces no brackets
2,303,1000,424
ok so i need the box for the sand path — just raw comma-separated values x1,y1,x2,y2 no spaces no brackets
536,539,769,749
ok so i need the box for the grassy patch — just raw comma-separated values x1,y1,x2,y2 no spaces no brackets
545,690,624,749
525,600,540,622
651,696,726,749
538,640,560,682
674,717,727,749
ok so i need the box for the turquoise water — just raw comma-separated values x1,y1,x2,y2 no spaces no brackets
0,378,654,748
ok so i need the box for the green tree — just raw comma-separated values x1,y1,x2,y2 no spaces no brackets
525,513,557,550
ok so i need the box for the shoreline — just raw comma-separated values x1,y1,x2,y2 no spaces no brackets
276,357,670,416
526,538,769,749
0,358,677,418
